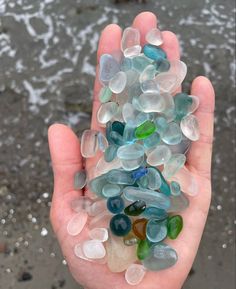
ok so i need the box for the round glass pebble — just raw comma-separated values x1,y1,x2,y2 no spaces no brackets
110,213,132,236
107,196,125,214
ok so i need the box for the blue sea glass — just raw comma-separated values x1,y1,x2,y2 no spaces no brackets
104,145,118,162
142,207,168,220
143,44,167,61
131,167,148,181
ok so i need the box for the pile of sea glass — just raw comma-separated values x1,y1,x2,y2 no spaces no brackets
67,26,200,286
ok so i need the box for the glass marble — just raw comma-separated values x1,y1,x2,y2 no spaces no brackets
110,213,132,236
107,196,125,214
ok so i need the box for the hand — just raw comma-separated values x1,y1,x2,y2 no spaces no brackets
48,12,215,289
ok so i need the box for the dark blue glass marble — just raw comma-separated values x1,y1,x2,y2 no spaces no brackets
107,196,125,214
109,213,132,236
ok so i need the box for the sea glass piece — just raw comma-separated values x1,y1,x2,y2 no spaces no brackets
121,27,141,57
143,132,161,148
99,54,120,84
155,58,170,73
135,120,156,139
146,27,163,46
99,86,113,103
167,215,183,239
74,170,87,189
159,170,171,196
155,116,168,134
109,131,124,146
89,174,108,198
123,186,170,210
124,231,139,246
161,122,183,145
125,264,146,286
171,166,199,196
167,60,187,93
109,71,127,94
117,143,145,160
146,167,162,190
141,79,159,93
67,211,88,236
124,200,146,216
102,183,122,198
88,228,109,242
174,93,198,121
74,243,93,262
110,213,132,236
180,114,200,141
137,92,166,113
106,233,137,272
81,130,98,158
112,121,125,135
132,55,152,72
142,207,168,220
133,218,148,240
120,57,132,71
139,64,156,83
107,169,135,185
162,154,186,179
123,123,136,144
88,199,107,216
131,167,148,181
89,211,112,229
146,145,172,166
95,156,122,176
146,219,167,243
71,197,92,213
142,243,178,271
83,240,106,259
97,132,109,152
104,145,118,162
97,102,119,125
143,44,167,61
122,103,139,123
126,69,139,87
107,196,125,214
137,239,151,260
169,137,191,155
155,73,177,93
168,192,189,212
121,156,144,171
170,181,181,196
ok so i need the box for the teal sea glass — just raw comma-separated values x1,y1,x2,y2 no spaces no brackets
143,44,167,61
110,213,132,236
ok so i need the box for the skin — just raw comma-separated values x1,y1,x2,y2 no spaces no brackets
48,12,215,289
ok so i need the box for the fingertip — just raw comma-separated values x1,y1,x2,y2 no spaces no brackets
133,11,158,45
97,24,122,61
48,123,81,166
191,76,215,113
161,31,180,60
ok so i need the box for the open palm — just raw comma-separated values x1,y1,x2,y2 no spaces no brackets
48,12,215,289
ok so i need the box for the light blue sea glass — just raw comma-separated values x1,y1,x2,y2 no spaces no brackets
102,183,122,198
161,122,183,145
142,243,178,271
142,207,168,220
117,143,145,160
146,219,168,243
104,145,118,162
123,186,170,210
107,169,135,185
99,54,120,84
